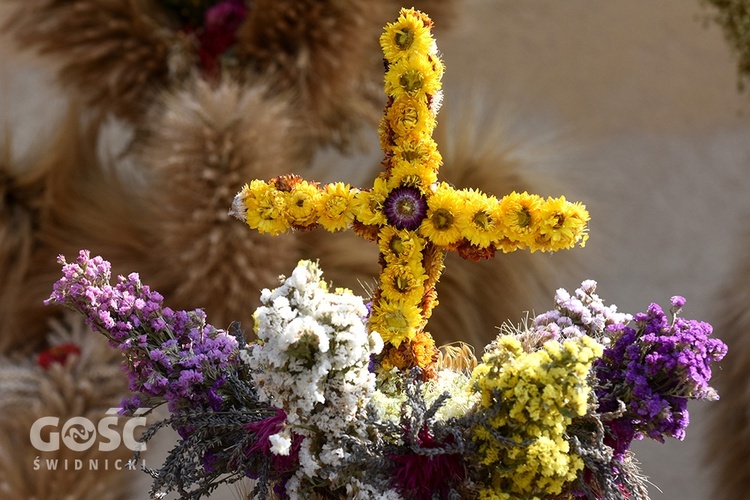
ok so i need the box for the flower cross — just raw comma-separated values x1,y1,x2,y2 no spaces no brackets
230,8,589,376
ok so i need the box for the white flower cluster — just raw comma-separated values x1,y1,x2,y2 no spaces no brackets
248,260,383,479
531,279,632,343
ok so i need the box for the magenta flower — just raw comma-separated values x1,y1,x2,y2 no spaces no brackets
196,0,248,74
245,408,301,478
388,426,465,499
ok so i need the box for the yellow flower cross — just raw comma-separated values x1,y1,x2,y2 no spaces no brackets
230,8,589,377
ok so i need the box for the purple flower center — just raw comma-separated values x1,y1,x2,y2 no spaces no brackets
383,186,427,230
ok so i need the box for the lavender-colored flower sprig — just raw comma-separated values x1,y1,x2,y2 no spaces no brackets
530,279,632,344
45,249,241,413
594,296,727,457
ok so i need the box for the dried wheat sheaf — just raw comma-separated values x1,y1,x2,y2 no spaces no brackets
0,111,152,354
137,76,306,328
0,312,132,500
4,0,172,122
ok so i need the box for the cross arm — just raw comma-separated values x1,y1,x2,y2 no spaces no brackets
229,174,367,235
418,183,590,262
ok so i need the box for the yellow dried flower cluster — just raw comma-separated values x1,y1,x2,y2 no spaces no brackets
231,7,590,377
470,335,603,497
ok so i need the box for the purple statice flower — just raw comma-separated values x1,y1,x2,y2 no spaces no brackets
46,250,241,413
202,449,221,473
125,315,238,413
594,299,727,457
531,280,631,343
119,394,144,416
670,295,687,311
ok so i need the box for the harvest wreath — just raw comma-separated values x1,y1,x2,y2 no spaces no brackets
45,8,726,500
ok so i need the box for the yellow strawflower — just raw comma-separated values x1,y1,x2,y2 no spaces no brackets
392,135,442,169
386,96,436,139
287,180,321,227
535,195,590,251
241,180,291,235
317,182,357,232
380,261,427,304
379,8,437,63
419,183,464,246
378,227,425,264
370,298,423,347
384,54,443,101
353,176,389,226
497,191,543,247
389,158,437,191
409,329,439,372
460,188,499,248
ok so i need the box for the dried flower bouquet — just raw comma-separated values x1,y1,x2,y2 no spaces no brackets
45,8,726,500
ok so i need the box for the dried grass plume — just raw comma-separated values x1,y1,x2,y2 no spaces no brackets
0,110,152,354
3,0,174,122
138,76,307,328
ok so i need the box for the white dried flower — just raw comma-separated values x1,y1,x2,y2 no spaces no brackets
269,431,292,456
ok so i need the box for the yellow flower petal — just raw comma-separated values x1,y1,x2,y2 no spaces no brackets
386,95,436,140
392,135,442,170
380,261,427,304
419,182,465,246
388,158,438,191
384,53,443,101
533,196,590,251
353,176,389,226
496,191,543,246
459,189,499,248
410,329,438,371
378,226,425,263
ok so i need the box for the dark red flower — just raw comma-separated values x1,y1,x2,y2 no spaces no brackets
388,426,466,499
36,343,82,370
196,0,248,75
